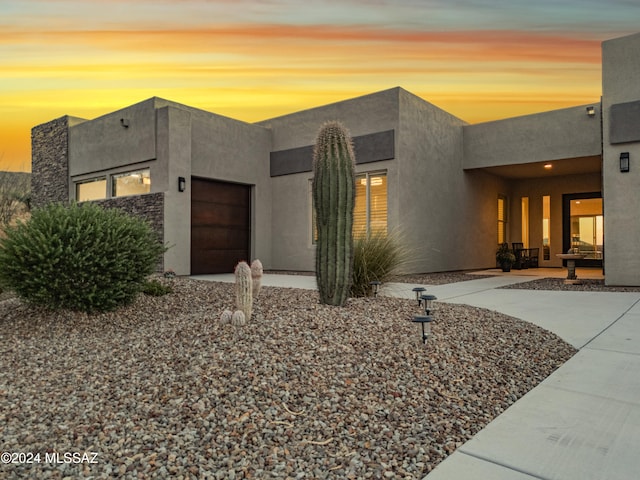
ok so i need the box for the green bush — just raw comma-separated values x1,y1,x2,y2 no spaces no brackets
142,279,173,297
0,202,166,313
350,229,412,297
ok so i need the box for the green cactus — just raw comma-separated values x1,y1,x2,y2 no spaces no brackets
235,261,253,321
312,121,356,306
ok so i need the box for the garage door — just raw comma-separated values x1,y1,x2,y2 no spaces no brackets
191,177,251,274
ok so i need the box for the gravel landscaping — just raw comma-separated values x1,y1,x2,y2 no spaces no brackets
0,277,576,479
390,272,495,285
500,277,640,292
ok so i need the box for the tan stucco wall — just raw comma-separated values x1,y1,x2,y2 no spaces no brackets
396,89,487,272
69,98,162,177
258,88,401,271
602,32,640,285
464,105,601,169
156,106,191,275
190,108,273,273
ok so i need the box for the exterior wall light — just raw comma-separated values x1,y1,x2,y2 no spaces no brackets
178,176,186,192
369,281,381,297
586,106,596,117
620,152,630,173
412,315,433,344
412,287,426,306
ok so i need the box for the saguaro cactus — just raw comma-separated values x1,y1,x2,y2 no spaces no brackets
235,261,253,321
312,121,356,306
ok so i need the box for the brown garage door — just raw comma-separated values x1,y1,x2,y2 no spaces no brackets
191,177,251,274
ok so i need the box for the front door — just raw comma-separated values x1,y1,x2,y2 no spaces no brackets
562,192,603,267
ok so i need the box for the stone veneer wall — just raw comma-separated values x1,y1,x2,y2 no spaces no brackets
90,193,165,271
31,116,71,208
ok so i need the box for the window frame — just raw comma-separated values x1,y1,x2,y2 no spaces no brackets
310,170,388,245
354,171,388,238
75,176,107,202
498,194,508,245
111,168,151,198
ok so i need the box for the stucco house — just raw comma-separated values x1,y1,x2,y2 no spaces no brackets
32,31,640,285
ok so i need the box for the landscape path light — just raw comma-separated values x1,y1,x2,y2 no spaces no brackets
412,315,433,344
420,294,437,315
369,280,381,298
412,287,426,305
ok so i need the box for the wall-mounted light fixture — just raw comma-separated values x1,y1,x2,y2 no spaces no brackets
120,118,129,128
586,106,596,117
620,152,630,173
178,176,186,192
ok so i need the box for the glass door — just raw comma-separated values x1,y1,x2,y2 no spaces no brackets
562,193,603,267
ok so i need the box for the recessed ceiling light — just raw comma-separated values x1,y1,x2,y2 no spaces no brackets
544,164,553,169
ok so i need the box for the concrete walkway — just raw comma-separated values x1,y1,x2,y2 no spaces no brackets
192,271,640,480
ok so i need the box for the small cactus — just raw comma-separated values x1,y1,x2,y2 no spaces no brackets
231,310,246,327
235,261,253,321
219,309,233,324
251,259,263,297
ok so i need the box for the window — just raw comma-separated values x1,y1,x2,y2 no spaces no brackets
354,172,387,238
497,195,507,244
76,177,106,201
310,171,388,243
521,197,529,248
542,195,550,260
570,198,603,259
112,169,151,197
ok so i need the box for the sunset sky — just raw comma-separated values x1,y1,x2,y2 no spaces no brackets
1,0,638,171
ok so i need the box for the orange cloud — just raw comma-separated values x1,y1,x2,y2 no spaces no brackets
0,23,606,171
0,25,602,63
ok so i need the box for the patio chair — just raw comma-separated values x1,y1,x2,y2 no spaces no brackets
511,243,527,269
528,247,539,268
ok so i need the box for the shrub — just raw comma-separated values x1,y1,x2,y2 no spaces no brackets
350,229,412,297
142,279,173,297
0,202,166,313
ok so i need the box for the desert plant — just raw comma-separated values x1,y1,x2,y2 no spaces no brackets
231,310,246,327
0,202,165,313
141,279,173,296
0,167,30,227
235,261,253,321
351,229,413,297
220,309,233,324
251,259,263,297
496,243,516,271
312,121,356,306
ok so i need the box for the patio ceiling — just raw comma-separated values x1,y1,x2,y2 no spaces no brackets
477,155,602,179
